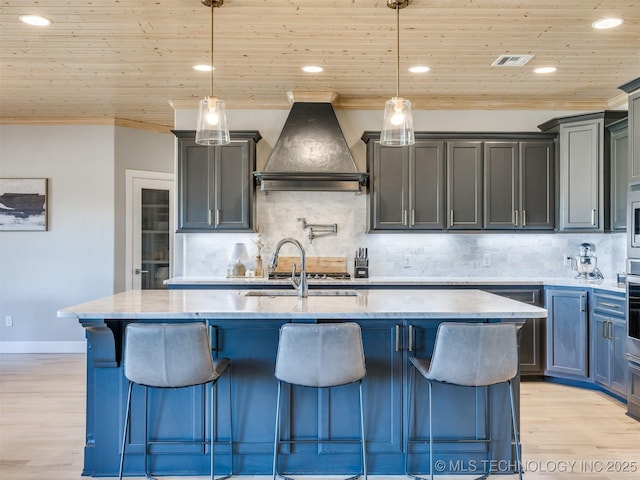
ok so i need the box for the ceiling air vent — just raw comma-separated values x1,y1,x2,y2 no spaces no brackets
491,54,535,67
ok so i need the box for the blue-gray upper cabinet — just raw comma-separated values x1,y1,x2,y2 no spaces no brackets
538,111,627,232
483,140,555,230
447,141,483,229
364,135,445,231
545,288,589,379
618,78,640,186
609,119,628,230
173,131,261,232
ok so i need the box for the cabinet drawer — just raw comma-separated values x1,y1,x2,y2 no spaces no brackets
592,293,626,317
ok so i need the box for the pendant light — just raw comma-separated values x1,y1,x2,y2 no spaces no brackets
195,0,230,145
380,0,415,146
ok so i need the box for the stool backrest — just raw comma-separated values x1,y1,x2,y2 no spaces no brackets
124,323,216,388
426,322,518,387
275,322,366,388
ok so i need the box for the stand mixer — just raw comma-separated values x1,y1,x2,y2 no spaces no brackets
572,242,604,282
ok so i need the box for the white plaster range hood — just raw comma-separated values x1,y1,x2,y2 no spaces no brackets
253,92,368,193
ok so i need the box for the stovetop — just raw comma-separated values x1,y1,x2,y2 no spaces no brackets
268,272,351,280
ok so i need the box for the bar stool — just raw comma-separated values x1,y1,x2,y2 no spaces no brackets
405,322,522,480
119,322,232,480
273,322,367,480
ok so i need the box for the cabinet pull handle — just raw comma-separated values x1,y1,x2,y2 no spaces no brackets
215,209,221,226
409,325,414,352
403,210,408,226
514,210,518,226
608,321,613,340
600,302,620,309
591,209,596,226
208,325,216,350
580,294,587,312
395,325,400,352
522,210,526,227
450,210,454,226
208,209,213,226
411,209,415,226
602,320,608,339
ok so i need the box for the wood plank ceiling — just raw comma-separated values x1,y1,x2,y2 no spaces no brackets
1,0,639,131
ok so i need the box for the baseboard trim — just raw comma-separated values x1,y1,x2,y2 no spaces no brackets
0,341,86,354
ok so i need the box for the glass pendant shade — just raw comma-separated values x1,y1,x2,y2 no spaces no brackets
381,97,415,146
196,96,230,145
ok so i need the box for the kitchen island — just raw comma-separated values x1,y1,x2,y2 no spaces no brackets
59,288,547,477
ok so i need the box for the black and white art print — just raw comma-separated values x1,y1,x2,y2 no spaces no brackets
0,178,48,231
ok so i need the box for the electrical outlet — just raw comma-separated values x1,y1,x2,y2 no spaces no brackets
403,254,411,268
5,315,13,327
563,255,573,267
482,253,491,267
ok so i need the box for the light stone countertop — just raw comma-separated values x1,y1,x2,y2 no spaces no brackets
58,288,548,321
165,275,625,294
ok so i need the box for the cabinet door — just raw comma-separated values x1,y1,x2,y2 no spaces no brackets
410,141,445,229
483,142,518,229
629,91,640,186
177,138,212,231
610,317,628,398
371,142,409,229
610,121,628,230
446,141,482,229
545,289,589,378
559,121,601,230
520,140,555,230
592,311,612,387
213,140,253,230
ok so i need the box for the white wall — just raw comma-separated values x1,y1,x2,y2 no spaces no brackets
0,125,173,352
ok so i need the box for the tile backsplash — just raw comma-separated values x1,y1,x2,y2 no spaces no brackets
174,191,626,280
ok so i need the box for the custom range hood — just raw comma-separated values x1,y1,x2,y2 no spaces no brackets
254,92,368,192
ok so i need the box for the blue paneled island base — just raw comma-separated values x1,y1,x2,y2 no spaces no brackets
58,289,547,477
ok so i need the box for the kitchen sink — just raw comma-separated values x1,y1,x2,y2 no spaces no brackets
244,289,359,297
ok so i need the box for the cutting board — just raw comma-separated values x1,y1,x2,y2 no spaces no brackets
273,256,347,274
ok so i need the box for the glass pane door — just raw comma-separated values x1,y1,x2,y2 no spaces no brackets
140,188,170,289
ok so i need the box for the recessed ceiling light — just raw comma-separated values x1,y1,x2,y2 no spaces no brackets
19,14,52,26
302,66,324,73
592,18,623,29
408,66,430,73
534,66,557,74
193,65,214,72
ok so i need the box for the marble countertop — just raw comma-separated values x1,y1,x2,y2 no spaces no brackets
166,275,626,294
58,288,548,321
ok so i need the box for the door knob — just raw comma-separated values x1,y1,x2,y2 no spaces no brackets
134,268,149,275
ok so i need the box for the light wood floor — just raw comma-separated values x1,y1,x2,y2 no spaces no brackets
1,354,639,480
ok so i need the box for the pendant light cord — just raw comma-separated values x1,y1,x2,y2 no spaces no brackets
395,3,400,99
209,0,214,98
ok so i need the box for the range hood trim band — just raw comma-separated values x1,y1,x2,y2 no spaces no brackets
254,171,368,193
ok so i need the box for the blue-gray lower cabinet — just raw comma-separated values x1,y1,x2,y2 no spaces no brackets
545,288,589,379
590,291,627,399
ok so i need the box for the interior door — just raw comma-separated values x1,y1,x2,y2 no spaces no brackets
126,170,174,290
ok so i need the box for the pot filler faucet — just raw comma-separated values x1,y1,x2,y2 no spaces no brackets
269,237,308,298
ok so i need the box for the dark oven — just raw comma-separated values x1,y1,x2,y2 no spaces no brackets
627,259,640,359
627,191,640,259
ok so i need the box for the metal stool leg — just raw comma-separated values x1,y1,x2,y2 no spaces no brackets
119,381,133,480
508,380,523,480
358,380,367,480
272,380,282,480
428,380,433,480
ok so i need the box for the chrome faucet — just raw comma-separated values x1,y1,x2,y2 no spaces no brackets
269,237,308,298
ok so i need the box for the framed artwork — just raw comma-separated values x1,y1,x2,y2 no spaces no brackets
0,178,48,231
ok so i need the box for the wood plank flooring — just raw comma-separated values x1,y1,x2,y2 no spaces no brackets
1,354,639,480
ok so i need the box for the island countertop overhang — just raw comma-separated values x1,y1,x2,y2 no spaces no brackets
58,288,548,321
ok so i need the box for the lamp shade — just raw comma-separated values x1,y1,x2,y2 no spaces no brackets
229,242,250,264
195,96,230,145
381,97,415,146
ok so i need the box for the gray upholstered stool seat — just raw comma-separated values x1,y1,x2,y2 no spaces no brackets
273,322,367,480
406,322,523,480
119,322,232,480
